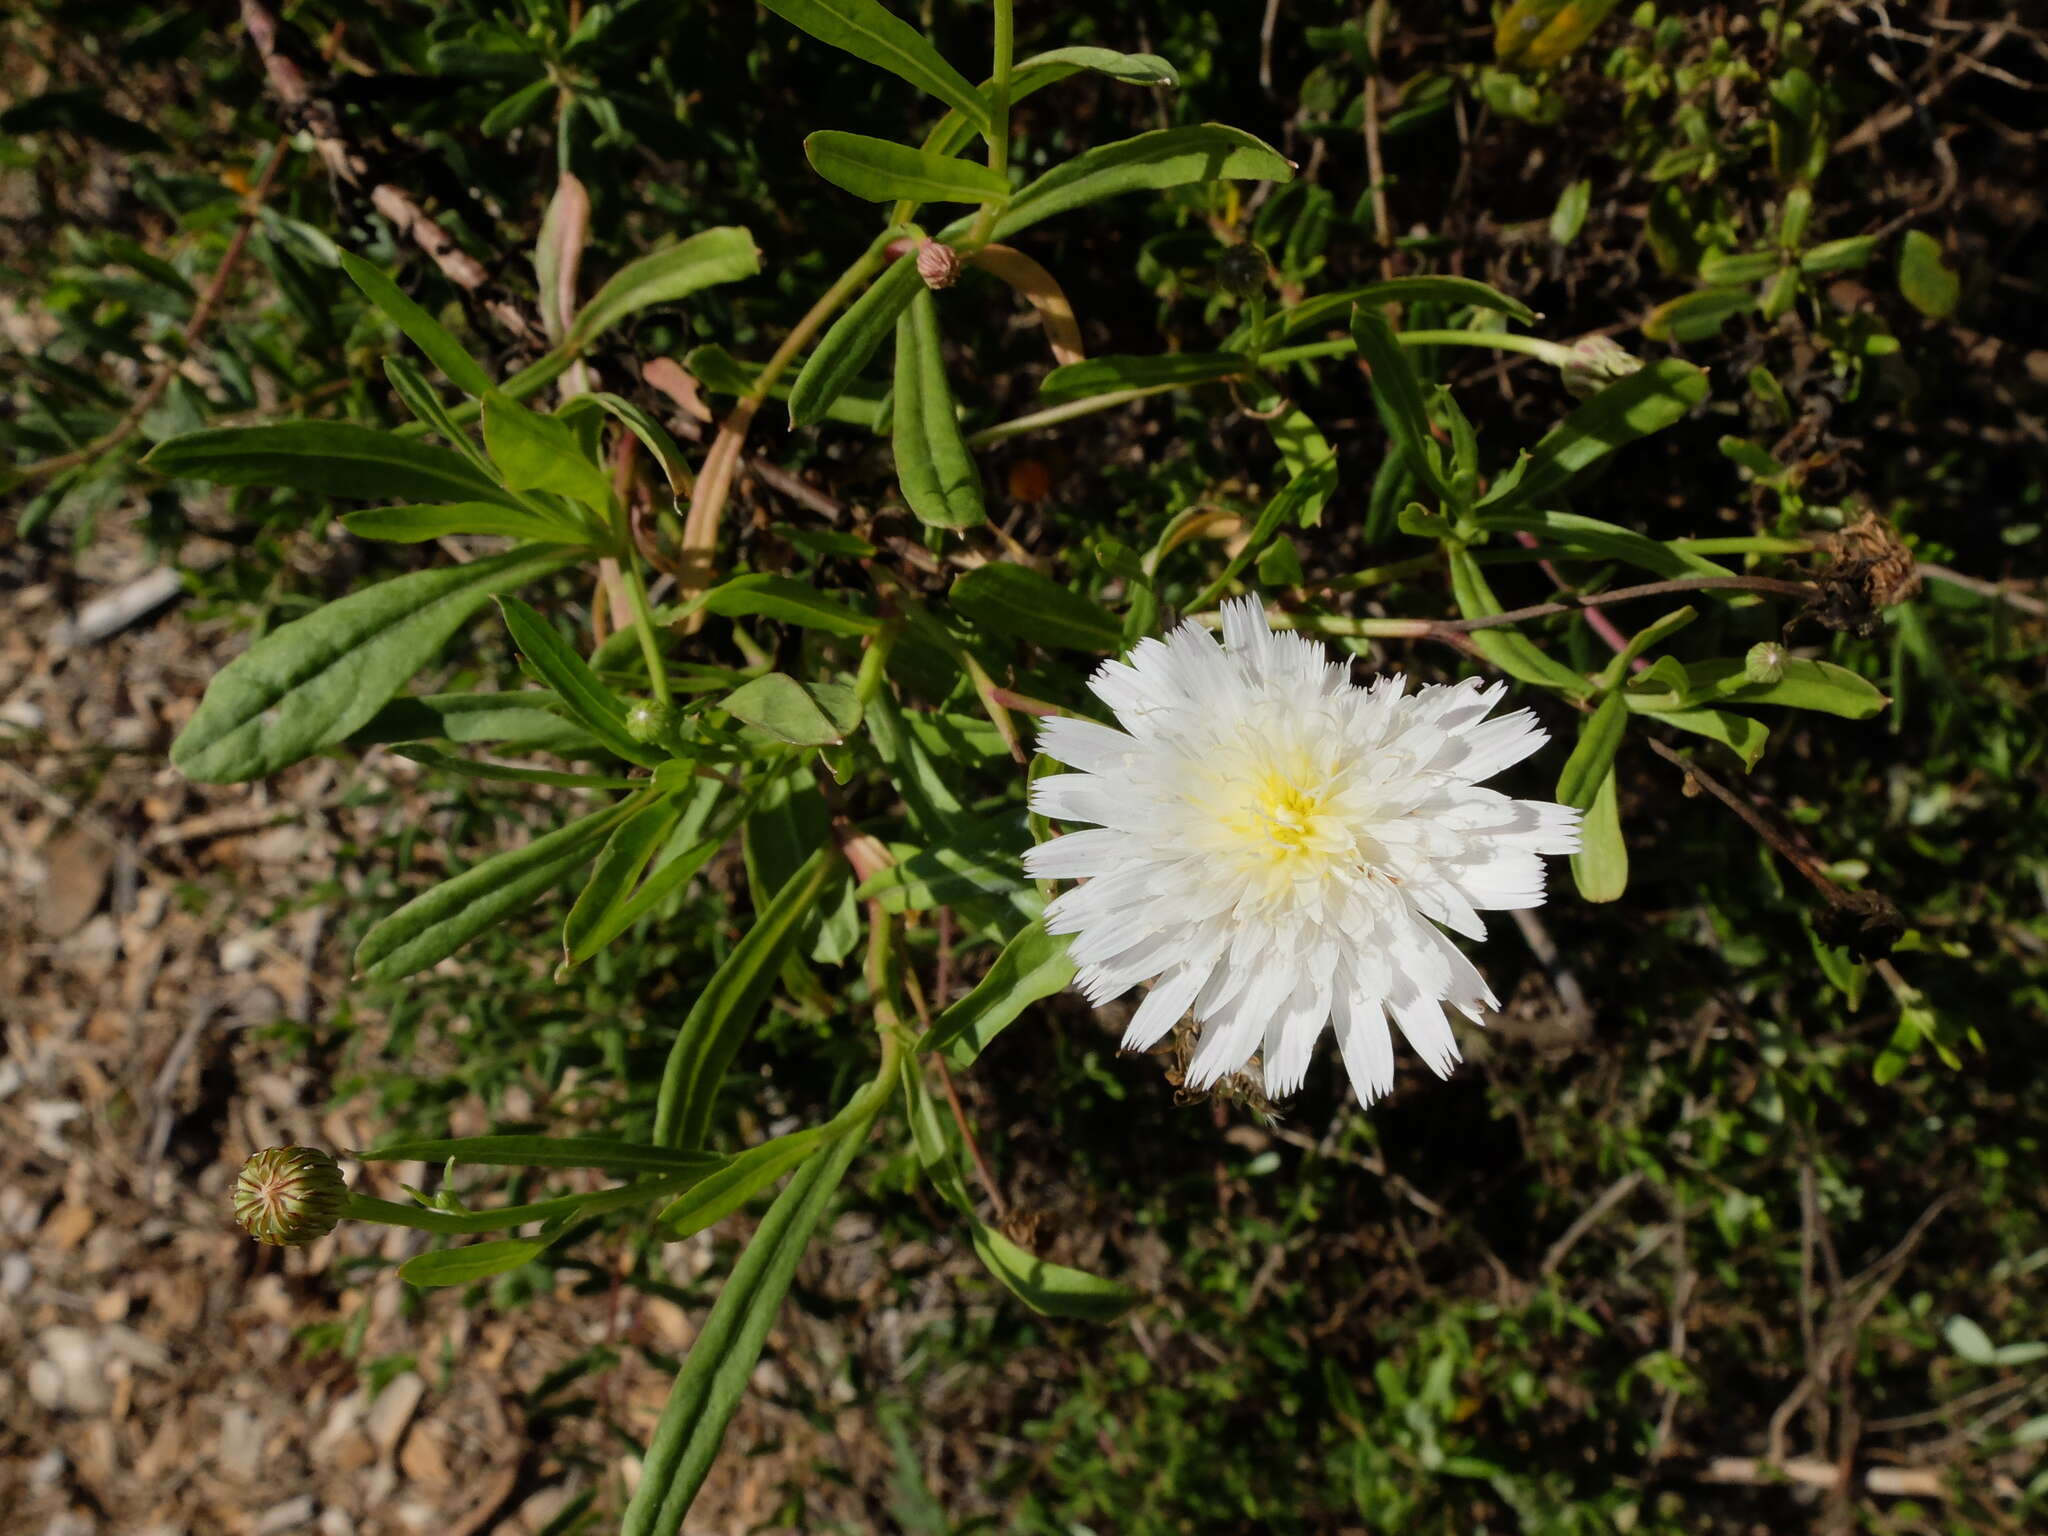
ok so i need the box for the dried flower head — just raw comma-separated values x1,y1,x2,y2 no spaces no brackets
234,1146,348,1246
1024,599,1580,1107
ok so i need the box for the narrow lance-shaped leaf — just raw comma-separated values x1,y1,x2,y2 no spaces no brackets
950,563,1120,652
145,422,522,508
355,796,641,982
1571,766,1628,903
562,794,688,964
758,0,987,133
565,226,760,351
497,596,665,766
699,573,881,636
920,47,1179,161
619,1116,873,1536
360,1136,720,1175
788,252,922,428
338,251,494,396
1480,359,1709,513
342,501,589,546
1038,352,1248,406
171,545,576,783
986,125,1292,240
1251,277,1536,347
892,287,986,529
805,130,1009,205
970,1220,1142,1322
1350,308,1454,504
1557,691,1627,810
923,916,1078,1067
400,1237,553,1288
657,1126,830,1238
1685,657,1887,719
653,846,843,1150
349,690,600,755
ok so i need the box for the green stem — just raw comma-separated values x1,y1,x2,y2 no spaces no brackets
966,381,1185,448
618,543,672,706
962,0,1014,249
342,1175,697,1236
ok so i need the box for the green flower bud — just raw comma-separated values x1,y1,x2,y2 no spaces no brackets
625,700,679,745
1560,334,1644,400
1217,242,1271,298
1745,641,1788,685
234,1146,348,1246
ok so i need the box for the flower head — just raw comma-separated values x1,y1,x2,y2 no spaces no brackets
234,1146,348,1246
1024,598,1580,1107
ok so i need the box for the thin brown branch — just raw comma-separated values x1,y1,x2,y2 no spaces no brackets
14,136,292,488
1440,575,1814,633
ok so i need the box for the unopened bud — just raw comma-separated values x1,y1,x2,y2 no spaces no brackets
1745,642,1788,685
625,699,679,745
1560,334,1644,400
916,241,961,290
234,1146,348,1246
1217,242,1271,298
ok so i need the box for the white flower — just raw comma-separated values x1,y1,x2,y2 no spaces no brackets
1023,597,1581,1106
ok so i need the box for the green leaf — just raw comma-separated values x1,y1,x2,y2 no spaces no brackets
1349,308,1454,503
1013,45,1178,87
350,690,600,755
480,75,554,136
758,0,988,133
1477,509,1732,581
892,287,986,529
1697,251,1782,285
338,252,493,396
1479,359,1709,513
1631,704,1769,770
788,252,921,428
1445,547,1596,697
922,917,1077,1067
1641,287,1752,343
989,125,1292,240
563,794,688,962
564,226,760,350
1254,277,1535,347
951,563,1121,652
969,1221,1141,1321
1897,229,1959,317
855,823,1030,914
1801,235,1880,275
1037,352,1248,406
498,596,664,766
1556,692,1627,810
721,674,862,746
342,501,588,545
652,846,842,1150
805,130,1009,204
400,1237,553,1288
1550,178,1591,244
566,818,724,962
658,1127,829,1238
1571,765,1627,902
482,391,614,513
355,797,638,981
699,573,880,636
921,47,1180,161
1946,1315,1997,1366
1686,656,1887,718
382,357,497,477
618,1117,872,1536
171,545,574,783
361,1136,721,1175
1189,456,1338,610
145,422,519,507
563,392,694,501
391,743,639,789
